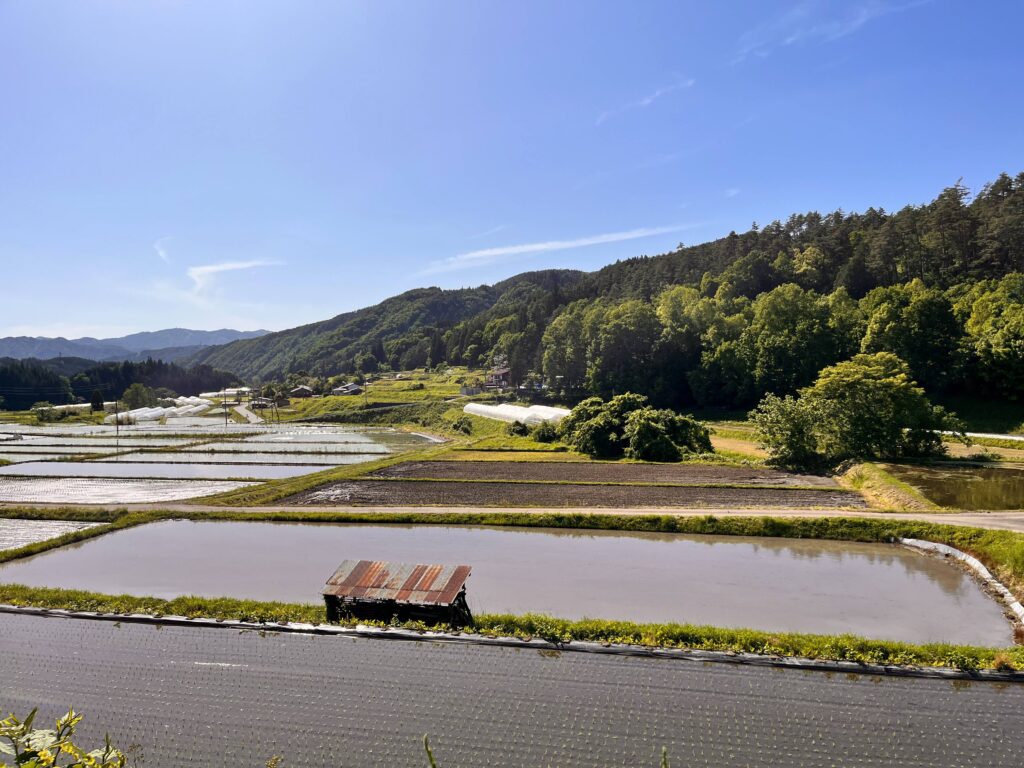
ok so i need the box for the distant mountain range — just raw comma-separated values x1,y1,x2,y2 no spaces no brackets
0,328,269,364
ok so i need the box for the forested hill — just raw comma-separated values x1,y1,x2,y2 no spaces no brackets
188,270,584,382
192,172,1024,401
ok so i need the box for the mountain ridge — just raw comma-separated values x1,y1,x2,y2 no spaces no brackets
0,328,269,363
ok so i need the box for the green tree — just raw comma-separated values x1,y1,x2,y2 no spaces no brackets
959,273,1024,399
748,394,822,469
860,283,964,391
587,301,660,397
737,284,852,403
751,353,961,467
121,383,157,410
89,390,105,412
541,301,591,391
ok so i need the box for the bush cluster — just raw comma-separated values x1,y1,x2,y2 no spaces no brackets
558,394,712,461
750,352,963,469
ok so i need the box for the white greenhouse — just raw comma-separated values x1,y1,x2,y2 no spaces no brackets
463,402,570,425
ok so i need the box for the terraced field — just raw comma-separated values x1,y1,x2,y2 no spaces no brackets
287,458,864,508
0,423,434,504
373,460,837,487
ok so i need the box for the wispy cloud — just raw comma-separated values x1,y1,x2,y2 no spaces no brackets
724,188,741,198
468,224,508,239
733,1,930,63
186,260,282,293
423,225,697,275
596,78,696,126
153,237,171,264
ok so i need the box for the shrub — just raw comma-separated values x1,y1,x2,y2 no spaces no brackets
570,412,623,458
531,421,559,443
504,420,531,436
561,394,712,461
449,415,473,435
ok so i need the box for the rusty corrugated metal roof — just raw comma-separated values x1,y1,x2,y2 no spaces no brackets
323,560,471,606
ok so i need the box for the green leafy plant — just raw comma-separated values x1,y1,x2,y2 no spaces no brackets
0,708,126,767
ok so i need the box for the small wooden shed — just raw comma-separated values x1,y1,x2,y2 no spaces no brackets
323,559,472,626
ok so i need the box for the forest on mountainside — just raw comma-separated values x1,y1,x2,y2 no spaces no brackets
0,358,238,410
192,173,1024,406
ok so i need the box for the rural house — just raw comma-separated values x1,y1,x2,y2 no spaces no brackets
486,367,511,389
331,382,364,396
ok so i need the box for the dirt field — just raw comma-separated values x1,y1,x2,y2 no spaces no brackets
372,460,837,488
286,479,865,508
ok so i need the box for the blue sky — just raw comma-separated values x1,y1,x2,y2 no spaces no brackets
1,1,1022,337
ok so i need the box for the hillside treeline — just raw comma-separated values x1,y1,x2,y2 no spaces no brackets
192,172,1024,393
438,174,1024,403
536,275,1024,408
0,358,238,410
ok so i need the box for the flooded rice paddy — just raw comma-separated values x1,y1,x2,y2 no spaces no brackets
0,520,1011,645
96,451,372,465
0,453,98,464
7,436,195,448
0,478,255,503
189,441,391,454
0,461,323,480
883,463,1024,509
0,424,434,503
0,519,100,551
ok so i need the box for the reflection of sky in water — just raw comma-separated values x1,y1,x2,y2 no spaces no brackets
0,521,1009,646
0,461,321,480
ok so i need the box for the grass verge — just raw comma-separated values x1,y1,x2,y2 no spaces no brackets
838,462,938,511
0,582,1018,672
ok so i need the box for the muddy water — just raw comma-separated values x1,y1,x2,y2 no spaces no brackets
884,463,1024,509
0,520,1011,646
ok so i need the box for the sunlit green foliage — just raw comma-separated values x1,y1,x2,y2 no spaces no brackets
751,353,964,468
559,394,711,460
0,708,126,767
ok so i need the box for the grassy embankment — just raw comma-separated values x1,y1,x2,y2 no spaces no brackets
0,410,107,427
1,508,1022,670
837,463,939,511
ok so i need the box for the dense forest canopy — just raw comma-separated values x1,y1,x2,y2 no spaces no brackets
0,357,238,410
190,173,1024,407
